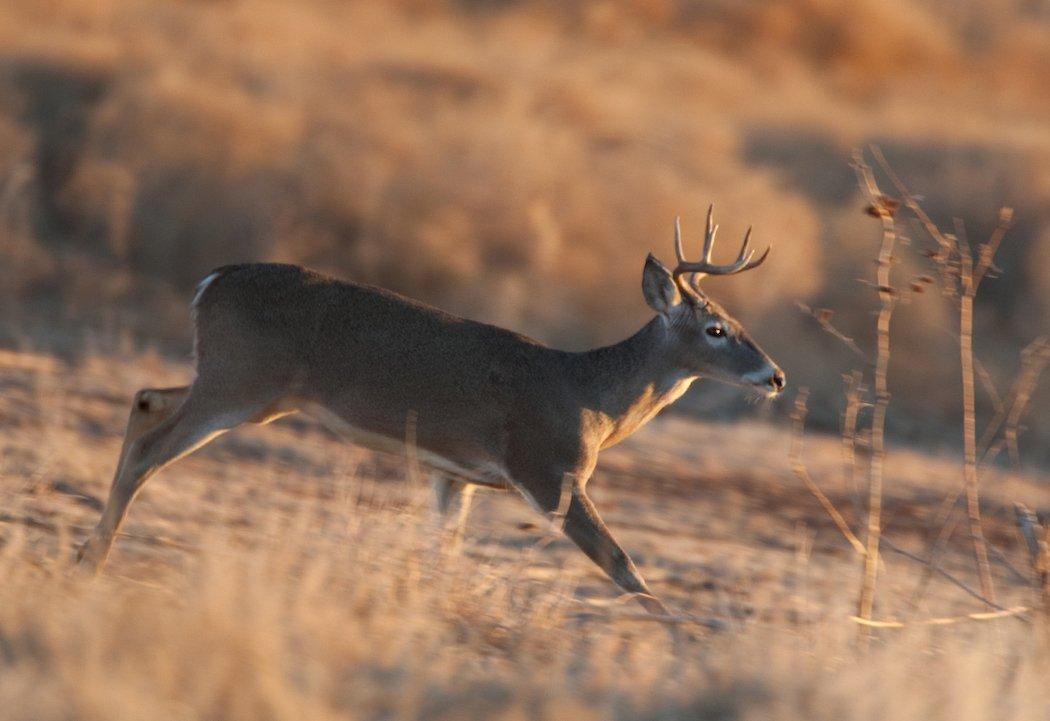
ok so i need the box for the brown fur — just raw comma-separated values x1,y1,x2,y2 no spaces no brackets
79,259,783,614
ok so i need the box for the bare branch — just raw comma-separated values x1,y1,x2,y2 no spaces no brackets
973,357,1003,414
1014,503,1049,615
870,146,954,255
796,303,873,365
985,539,1034,586
882,537,1014,614
840,371,866,522
974,206,1013,288
872,145,1003,608
851,604,1029,629
852,150,899,641
977,338,1049,465
956,235,998,606
1014,503,1046,570
791,390,867,556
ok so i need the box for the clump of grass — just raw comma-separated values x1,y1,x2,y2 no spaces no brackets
1,0,1049,461
1,473,1048,721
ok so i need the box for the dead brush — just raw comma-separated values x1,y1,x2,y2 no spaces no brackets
792,148,1049,640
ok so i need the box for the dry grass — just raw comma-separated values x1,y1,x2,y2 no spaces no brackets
0,347,1047,720
0,3,1048,718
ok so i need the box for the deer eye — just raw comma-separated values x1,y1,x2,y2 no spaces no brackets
706,325,725,338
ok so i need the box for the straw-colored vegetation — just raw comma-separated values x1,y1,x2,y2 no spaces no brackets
0,345,1046,721
0,2,1048,719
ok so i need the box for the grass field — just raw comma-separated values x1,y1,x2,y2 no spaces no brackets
0,1,1048,719
0,346,1046,720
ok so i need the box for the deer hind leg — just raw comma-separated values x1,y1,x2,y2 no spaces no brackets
116,386,293,476
509,470,668,616
113,386,192,484
77,384,281,572
431,476,476,552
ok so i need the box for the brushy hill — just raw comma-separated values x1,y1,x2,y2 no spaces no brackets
0,0,1047,456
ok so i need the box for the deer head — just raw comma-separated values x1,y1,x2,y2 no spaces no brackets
642,205,785,396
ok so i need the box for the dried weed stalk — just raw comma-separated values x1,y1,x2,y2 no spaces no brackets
791,149,1045,636
790,390,865,556
870,147,1016,607
1014,503,1050,618
852,151,899,641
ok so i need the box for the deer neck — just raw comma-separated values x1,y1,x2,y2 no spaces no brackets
570,316,696,448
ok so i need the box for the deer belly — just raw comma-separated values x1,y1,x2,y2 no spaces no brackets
302,402,508,488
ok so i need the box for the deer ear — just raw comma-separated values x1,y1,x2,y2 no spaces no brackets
642,254,682,317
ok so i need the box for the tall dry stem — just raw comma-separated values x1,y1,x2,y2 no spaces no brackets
910,338,1047,610
956,236,997,606
840,371,865,520
871,147,1012,608
1013,503,1049,621
852,151,899,642
791,389,866,557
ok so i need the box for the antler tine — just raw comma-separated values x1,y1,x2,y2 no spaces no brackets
671,209,771,280
739,243,771,271
702,204,717,262
673,216,685,264
735,226,752,264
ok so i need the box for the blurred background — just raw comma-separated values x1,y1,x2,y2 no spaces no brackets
0,0,1047,461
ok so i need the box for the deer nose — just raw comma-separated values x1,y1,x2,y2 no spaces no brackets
768,369,786,392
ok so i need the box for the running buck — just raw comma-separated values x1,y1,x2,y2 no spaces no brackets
78,206,784,615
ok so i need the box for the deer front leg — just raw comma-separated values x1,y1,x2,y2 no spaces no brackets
560,489,669,615
509,466,667,615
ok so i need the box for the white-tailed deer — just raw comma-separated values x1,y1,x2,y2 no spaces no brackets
78,207,784,614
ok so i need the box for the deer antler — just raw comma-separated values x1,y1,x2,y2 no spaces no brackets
672,205,770,285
